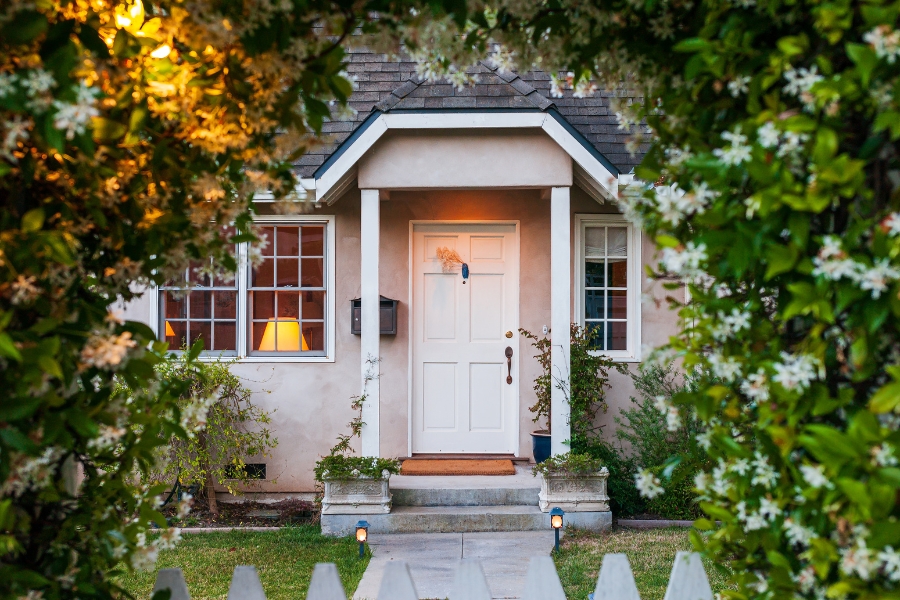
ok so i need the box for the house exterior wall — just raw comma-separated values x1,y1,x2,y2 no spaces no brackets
358,130,573,189
120,185,682,494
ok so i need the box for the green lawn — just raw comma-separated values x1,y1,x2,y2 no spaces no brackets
554,527,729,600
116,526,369,600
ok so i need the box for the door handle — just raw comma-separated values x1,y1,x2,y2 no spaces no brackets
505,346,513,385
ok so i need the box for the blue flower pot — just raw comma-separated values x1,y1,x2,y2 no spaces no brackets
531,430,551,464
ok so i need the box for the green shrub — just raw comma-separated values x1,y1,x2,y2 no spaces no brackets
582,364,707,519
531,452,604,477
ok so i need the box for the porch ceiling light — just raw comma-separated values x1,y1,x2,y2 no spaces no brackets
355,520,369,558
550,507,564,553
258,319,309,351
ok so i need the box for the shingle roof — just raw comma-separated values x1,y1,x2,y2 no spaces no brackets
296,48,643,179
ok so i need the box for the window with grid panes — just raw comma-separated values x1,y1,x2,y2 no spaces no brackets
249,224,326,355
159,259,238,355
583,223,631,352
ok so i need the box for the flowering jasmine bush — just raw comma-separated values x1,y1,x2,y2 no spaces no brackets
398,0,900,595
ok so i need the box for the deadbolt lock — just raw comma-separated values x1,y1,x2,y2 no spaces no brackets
505,331,513,338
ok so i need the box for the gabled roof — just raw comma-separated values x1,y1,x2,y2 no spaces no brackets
294,49,645,180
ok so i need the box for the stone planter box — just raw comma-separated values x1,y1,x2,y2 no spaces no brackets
321,471,392,515
538,467,610,512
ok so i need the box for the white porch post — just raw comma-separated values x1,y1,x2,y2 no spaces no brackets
550,186,571,456
360,189,381,457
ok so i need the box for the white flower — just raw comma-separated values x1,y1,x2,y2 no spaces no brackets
872,443,899,467
21,69,55,96
708,352,741,382
53,84,100,140
81,332,137,369
711,461,732,496
759,497,781,521
744,511,768,531
882,213,900,236
713,126,752,165
752,451,780,489
635,470,664,499
727,76,750,98
665,406,682,432
840,542,878,581
730,458,751,475
711,308,751,341
740,370,770,403
1,447,64,497
795,566,816,592
0,72,17,98
776,131,809,158
157,527,182,551
87,425,127,451
853,259,900,298
694,471,709,492
661,242,707,278
772,352,818,392
654,183,688,224
879,546,900,581
696,429,712,451
784,518,816,548
812,236,859,280
177,493,194,518
864,25,900,64
9,274,39,305
799,464,831,489
757,122,780,148
783,66,823,97
180,393,218,435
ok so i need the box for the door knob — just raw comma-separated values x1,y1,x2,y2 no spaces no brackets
505,331,513,338
505,346,513,385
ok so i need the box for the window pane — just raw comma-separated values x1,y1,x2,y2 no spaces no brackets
276,226,299,256
585,290,605,319
585,261,605,287
276,258,299,287
277,292,300,319
253,291,275,319
259,226,275,256
213,322,236,351
212,269,236,287
584,227,605,259
252,321,268,351
608,290,628,319
253,259,275,287
216,291,237,319
609,321,627,350
190,321,211,351
302,226,324,256
301,258,324,288
303,322,325,351
608,228,627,257
164,291,186,319
302,291,325,320
585,322,604,350
608,259,627,287
165,320,187,349
190,291,212,319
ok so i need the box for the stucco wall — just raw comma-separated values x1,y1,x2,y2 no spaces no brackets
358,130,573,189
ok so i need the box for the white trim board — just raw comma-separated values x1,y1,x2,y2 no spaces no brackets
312,112,619,205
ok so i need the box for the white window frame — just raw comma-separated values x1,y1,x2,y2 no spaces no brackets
574,214,642,362
152,214,336,363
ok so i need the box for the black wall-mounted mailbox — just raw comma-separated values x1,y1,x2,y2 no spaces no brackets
351,296,398,335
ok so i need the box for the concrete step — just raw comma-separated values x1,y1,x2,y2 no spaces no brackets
391,486,540,507
320,505,610,536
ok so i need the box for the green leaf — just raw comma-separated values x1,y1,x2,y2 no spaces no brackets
21,207,45,233
77,25,111,59
0,428,39,453
0,10,48,44
37,356,63,379
846,42,878,87
91,117,127,141
870,382,900,413
764,244,798,280
673,38,711,53
0,333,22,361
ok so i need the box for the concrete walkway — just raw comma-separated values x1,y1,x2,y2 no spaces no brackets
352,531,556,600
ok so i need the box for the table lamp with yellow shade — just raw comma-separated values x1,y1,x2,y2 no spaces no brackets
165,321,175,337
258,319,309,351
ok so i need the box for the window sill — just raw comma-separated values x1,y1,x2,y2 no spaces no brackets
588,351,642,364
192,355,334,364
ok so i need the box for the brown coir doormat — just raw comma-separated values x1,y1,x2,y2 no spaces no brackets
400,459,515,476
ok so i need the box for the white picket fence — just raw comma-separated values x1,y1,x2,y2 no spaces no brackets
152,552,713,599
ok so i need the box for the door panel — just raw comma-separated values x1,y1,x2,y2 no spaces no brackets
412,223,518,454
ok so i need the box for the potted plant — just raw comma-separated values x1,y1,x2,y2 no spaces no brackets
314,358,400,515
520,329,552,463
532,453,609,512
315,455,400,514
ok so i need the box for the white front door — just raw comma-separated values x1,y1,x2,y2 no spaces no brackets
411,223,519,454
